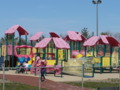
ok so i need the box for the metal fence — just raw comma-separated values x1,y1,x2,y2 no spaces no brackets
0,65,120,90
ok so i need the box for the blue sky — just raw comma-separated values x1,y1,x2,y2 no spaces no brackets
0,0,120,37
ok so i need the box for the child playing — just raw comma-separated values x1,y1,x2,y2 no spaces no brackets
40,60,47,82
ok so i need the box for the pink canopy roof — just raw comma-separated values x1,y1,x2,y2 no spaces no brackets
5,25,28,35
35,37,70,49
35,38,51,48
53,38,70,49
64,31,83,41
77,32,86,42
30,32,43,41
83,35,119,47
49,32,60,38
106,36,120,47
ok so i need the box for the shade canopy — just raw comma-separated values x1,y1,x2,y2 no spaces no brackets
5,25,29,35
77,32,86,42
35,37,70,49
83,35,120,47
30,32,43,41
49,32,60,38
64,31,86,42
35,38,51,49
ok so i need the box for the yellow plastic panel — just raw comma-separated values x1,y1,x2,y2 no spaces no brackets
94,57,100,63
102,57,110,67
76,54,83,58
46,60,56,65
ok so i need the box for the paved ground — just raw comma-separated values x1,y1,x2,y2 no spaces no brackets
0,74,91,90
0,70,119,82
0,70,119,90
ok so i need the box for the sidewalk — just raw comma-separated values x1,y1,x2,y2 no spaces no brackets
0,74,91,90
0,70,119,82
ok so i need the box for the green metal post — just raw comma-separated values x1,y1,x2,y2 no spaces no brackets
110,47,113,73
79,42,81,52
25,35,27,45
65,50,67,60
0,43,2,56
51,44,54,53
63,49,65,60
96,45,98,57
47,44,49,58
77,42,79,50
73,41,75,50
43,48,46,59
19,35,21,54
35,48,38,76
92,64,95,77
6,34,8,67
56,49,58,65
75,42,77,50
100,57,103,74
85,47,87,57
47,44,49,53
92,47,95,57
36,48,38,56
25,35,27,54
118,48,120,68
12,34,15,67
104,45,106,56
60,60,63,77
19,35,21,45
66,49,68,61
82,64,84,77
70,41,72,58
31,41,33,47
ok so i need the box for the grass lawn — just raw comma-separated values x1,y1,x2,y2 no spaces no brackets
65,81,119,89
0,83,47,90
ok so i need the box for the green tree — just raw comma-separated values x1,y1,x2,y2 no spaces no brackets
81,28,90,38
100,31,112,36
0,35,18,44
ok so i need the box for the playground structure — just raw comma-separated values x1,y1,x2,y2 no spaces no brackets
35,33,70,65
30,32,43,46
1,25,29,67
64,31,86,58
83,35,120,73
0,25,120,77
15,45,34,68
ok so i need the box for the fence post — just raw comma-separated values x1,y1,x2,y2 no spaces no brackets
82,64,84,90
92,64,94,77
39,68,41,90
2,64,5,90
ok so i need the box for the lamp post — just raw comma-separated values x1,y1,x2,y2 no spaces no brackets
92,0,102,36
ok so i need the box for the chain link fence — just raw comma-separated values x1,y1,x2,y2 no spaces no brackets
0,65,120,90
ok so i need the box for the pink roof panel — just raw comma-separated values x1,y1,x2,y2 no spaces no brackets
5,25,28,35
35,38,52,48
99,35,109,44
66,31,82,41
49,32,60,38
30,32,43,41
83,36,99,47
77,32,86,42
53,38,70,49
35,37,70,49
83,35,120,47
106,36,120,47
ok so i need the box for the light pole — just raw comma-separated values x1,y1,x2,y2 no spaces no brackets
92,0,102,36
